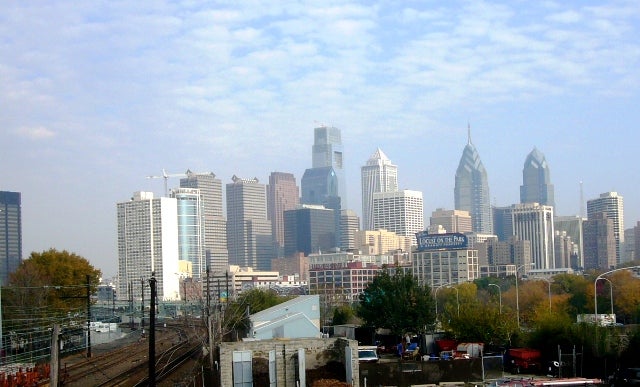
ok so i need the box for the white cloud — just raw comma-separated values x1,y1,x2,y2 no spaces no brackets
16,126,56,140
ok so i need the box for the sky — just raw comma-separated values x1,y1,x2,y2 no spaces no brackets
2,1,640,278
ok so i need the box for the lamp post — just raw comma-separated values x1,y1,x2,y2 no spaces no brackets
434,283,448,318
594,266,640,325
434,283,459,318
600,277,614,316
488,283,502,314
534,277,552,312
515,262,535,329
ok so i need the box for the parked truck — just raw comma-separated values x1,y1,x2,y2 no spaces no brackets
507,348,542,374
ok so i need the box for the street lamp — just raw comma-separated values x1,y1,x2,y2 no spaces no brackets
534,277,552,312
515,262,535,329
434,283,459,318
488,283,502,314
594,266,640,325
599,277,614,316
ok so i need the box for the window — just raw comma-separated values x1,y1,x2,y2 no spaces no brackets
233,351,252,386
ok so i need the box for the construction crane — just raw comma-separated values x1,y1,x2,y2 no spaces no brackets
146,169,187,197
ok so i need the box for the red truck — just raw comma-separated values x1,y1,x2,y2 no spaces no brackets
507,348,542,374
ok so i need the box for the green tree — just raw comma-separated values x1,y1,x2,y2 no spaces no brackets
223,288,293,338
3,249,101,322
332,304,357,325
358,270,435,336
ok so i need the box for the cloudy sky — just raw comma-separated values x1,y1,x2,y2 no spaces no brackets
2,1,639,277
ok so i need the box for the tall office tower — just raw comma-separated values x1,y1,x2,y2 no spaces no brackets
587,192,624,265
429,208,472,234
510,203,556,269
171,188,205,278
0,191,22,286
623,228,635,263
483,237,531,267
454,129,492,234
634,222,640,263
340,209,360,251
583,212,616,270
226,176,273,270
284,205,336,257
179,172,228,273
554,231,573,269
301,167,339,207
267,172,300,258
554,215,585,268
492,206,513,241
361,148,398,230
312,125,347,208
520,148,555,207
372,190,424,245
117,192,180,301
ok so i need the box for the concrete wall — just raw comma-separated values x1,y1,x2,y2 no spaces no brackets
219,337,359,387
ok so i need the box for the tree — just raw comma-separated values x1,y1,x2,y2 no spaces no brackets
332,304,358,325
3,249,101,323
358,270,435,336
223,288,293,339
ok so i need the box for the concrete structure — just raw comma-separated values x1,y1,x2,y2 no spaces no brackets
226,176,273,270
354,229,412,255
179,171,228,273
271,253,309,281
554,215,585,268
429,208,472,234
267,172,300,258
520,148,555,207
583,212,616,270
284,205,336,257
340,209,360,251
171,188,205,278
249,295,321,340
623,227,635,263
480,237,531,267
587,192,624,265
117,191,180,301
412,248,479,287
361,148,398,231
492,206,513,241
0,191,21,286
511,203,556,269
373,190,424,245
554,231,574,269
454,128,492,234
312,125,347,208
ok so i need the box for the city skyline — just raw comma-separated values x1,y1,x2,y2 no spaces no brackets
2,2,640,277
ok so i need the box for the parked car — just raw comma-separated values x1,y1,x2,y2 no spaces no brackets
358,346,379,363
610,368,640,387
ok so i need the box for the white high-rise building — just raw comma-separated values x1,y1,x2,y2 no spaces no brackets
372,190,424,245
511,203,555,270
117,192,180,301
172,188,205,278
361,148,398,231
587,192,624,265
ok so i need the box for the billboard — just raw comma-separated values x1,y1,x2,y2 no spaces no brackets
415,232,468,251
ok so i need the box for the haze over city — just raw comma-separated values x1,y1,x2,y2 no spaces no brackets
2,1,640,277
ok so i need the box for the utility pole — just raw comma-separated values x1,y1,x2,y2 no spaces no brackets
86,275,92,358
149,273,157,386
141,277,145,330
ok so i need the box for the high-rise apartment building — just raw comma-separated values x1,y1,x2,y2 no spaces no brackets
117,192,180,301
520,148,555,207
511,203,556,270
429,208,472,234
587,192,624,265
583,212,616,270
284,205,336,257
340,209,360,251
373,190,424,245
361,148,398,231
312,126,347,208
454,129,492,234
0,191,22,286
226,176,273,270
267,172,300,258
179,171,228,273
172,188,205,278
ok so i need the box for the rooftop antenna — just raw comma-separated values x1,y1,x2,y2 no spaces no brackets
467,122,472,145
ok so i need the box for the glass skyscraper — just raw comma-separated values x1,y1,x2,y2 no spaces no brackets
520,147,555,207
454,130,493,234
361,148,398,231
172,188,205,278
312,126,347,208
0,191,22,286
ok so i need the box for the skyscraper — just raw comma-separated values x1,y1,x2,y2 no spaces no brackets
226,176,273,270
429,208,473,234
340,209,360,251
312,125,347,208
0,191,22,286
583,212,616,270
511,203,556,269
284,205,336,257
301,167,339,208
361,148,398,231
587,192,624,265
520,148,555,207
179,171,228,273
267,172,300,258
117,192,180,301
454,128,492,234
554,215,585,268
373,190,424,245
172,188,205,278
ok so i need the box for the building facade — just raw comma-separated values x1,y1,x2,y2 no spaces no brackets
520,148,555,207
429,208,472,234
172,188,205,278
587,192,624,265
583,212,616,270
179,171,228,273
226,176,273,270
510,203,556,270
117,192,180,301
267,172,300,258
312,125,347,208
284,205,337,257
554,215,585,269
372,190,424,245
0,191,22,286
361,148,398,231
340,209,360,251
412,248,479,288
354,229,412,255
454,129,492,234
